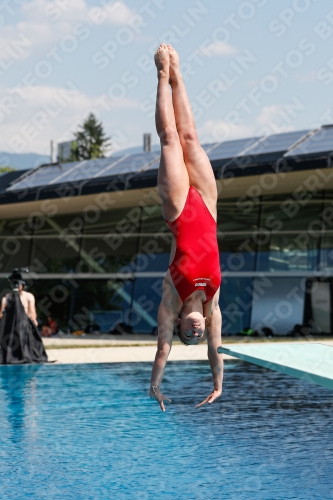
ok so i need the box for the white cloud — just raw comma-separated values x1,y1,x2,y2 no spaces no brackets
21,0,134,25
200,41,239,58
21,0,88,23
0,22,55,61
256,105,296,132
0,84,140,154
88,2,135,26
199,119,255,144
199,105,297,145
0,0,136,61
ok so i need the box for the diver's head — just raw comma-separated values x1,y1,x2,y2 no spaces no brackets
176,306,207,346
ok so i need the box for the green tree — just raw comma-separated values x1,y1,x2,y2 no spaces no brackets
72,113,111,160
0,166,16,174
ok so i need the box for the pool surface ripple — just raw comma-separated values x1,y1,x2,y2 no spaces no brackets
0,361,332,499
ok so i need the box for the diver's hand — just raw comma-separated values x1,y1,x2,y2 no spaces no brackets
149,386,172,412
195,389,221,409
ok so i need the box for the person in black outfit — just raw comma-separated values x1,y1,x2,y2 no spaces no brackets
0,269,48,364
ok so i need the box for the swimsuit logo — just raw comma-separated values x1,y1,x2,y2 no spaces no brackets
195,283,207,287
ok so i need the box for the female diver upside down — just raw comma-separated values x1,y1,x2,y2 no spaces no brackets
149,44,223,412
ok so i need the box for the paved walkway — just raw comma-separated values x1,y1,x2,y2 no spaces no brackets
44,335,333,364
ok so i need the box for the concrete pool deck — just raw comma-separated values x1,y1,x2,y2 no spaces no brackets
43,335,333,364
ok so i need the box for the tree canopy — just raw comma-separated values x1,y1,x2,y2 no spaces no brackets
0,166,16,175
72,113,111,161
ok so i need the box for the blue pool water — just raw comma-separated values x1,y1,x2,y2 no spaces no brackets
0,361,333,500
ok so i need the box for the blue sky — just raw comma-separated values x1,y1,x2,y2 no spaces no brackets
0,0,332,157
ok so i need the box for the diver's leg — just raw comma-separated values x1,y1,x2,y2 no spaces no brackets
168,45,217,218
155,43,189,221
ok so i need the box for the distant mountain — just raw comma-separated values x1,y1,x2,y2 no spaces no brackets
113,144,161,156
0,144,161,172
0,152,50,170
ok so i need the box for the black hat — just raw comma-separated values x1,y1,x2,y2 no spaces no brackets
8,268,26,286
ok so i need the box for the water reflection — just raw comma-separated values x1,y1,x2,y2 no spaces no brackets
0,365,42,444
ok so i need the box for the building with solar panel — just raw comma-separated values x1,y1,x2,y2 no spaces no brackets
0,125,333,336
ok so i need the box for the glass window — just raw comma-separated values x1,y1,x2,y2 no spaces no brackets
131,277,162,333
32,215,85,236
320,235,333,269
219,234,256,272
0,278,10,300
30,237,79,273
83,208,141,235
73,279,134,333
262,193,323,202
0,219,32,237
217,201,259,232
322,190,333,199
79,236,139,274
219,277,253,334
29,279,74,331
137,235,171,272
250,277,304,335
256,202,321,271
0,239,32,273
139,205,171,272
260,203,321,231
0,220,32,272
29,278,135,333
140,205,165,233
261,194,287,202
257,233,318,271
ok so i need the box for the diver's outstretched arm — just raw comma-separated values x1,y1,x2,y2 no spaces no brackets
195,301,223,409
149,299,175,411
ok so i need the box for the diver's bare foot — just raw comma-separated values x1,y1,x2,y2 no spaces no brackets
154,43,170,78
167,44,181,84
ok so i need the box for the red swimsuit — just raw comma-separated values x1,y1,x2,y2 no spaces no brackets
166,186,221,303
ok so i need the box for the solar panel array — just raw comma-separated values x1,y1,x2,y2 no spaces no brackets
49,158,111,184
8,163,76,190
284,126,333,157
6,127,332,192
237,130,309,157
7,152,160,192
204,137,261,161
101,152,159,176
